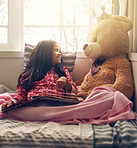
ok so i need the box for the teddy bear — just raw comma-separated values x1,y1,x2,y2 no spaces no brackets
76,15,134,100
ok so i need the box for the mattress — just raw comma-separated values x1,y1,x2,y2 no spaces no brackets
0,118,137,148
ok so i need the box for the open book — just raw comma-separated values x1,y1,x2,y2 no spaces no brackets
2,92,84,112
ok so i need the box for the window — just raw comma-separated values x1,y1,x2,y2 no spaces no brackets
0,0,113,52
24,0,92,52
0,0,22,52
0,0,8,43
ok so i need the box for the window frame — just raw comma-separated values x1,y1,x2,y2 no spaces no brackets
0,0,93,58
0,0,22,52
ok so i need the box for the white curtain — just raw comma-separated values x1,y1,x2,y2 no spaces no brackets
119,0,137,53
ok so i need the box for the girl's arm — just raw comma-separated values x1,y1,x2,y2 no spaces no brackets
1,85,27,110
63,66,77,93
56,76,72,93
12,85,27,102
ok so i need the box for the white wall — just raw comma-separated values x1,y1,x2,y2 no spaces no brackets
72,57,91,82
129,53,137,111
0,57,24,90
0,54,91,90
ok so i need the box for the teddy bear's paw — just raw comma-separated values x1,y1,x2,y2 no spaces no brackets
77,92,88,99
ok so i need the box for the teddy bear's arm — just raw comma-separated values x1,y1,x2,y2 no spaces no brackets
111,59,134,99
75,78,84,86
75,77,88,99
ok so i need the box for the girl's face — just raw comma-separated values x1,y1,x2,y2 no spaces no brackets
52,43,61,65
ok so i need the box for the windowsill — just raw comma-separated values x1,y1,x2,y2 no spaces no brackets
0,51,88,59
128,53,137,61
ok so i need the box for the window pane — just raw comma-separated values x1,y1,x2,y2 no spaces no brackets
23,0,90,52
0,27,8,43
61,27,89,52
24,27,60,45
0,0,8,25
62,0,89,26
24,0,60,26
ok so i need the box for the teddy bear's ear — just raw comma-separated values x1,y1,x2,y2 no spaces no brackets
112,15,133,32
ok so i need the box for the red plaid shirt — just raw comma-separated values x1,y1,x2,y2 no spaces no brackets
13,66,77,101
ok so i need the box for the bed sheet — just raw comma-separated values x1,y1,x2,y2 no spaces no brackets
0,119,93,148
0,118,137,148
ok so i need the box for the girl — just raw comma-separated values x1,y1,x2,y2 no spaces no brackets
1,40,77,110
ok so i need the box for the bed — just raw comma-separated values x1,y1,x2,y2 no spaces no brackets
0,86,137,148
0,48,137,147
0,115,137,148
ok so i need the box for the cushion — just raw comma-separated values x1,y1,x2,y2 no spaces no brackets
23,43,34,70
0,84,17,94
23,43,77,73
61,52,77,73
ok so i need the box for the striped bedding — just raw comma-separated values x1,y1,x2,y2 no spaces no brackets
93,119,137,148
0,118,136,148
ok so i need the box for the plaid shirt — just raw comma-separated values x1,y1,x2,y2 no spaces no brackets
13,66,77,101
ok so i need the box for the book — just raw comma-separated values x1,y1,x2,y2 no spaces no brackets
2,92,84,112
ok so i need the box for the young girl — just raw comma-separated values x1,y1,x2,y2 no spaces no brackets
1,40,77,110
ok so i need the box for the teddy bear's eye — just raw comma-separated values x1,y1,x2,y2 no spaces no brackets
94,37,97,42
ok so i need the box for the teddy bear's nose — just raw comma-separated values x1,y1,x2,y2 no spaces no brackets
83,44,88,50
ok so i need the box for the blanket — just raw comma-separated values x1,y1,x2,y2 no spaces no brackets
0,86,135,124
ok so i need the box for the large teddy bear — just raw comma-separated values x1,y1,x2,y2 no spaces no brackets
77,15,134,100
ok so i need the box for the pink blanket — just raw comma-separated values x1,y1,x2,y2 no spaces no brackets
0,86,135,124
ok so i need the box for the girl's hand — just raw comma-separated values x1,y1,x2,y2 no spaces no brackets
56,76,72,92
56,76,67,91
1,99,16,110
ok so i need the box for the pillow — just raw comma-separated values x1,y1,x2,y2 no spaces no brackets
0,84,17,94
61,52,77,73
23,43,34,70
24,43,77,73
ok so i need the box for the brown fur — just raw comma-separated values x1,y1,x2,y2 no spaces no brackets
77,16,134,99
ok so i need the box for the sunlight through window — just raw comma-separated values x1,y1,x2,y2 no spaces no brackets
24,0,90,52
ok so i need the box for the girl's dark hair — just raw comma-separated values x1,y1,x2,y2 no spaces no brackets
18,40,66,90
